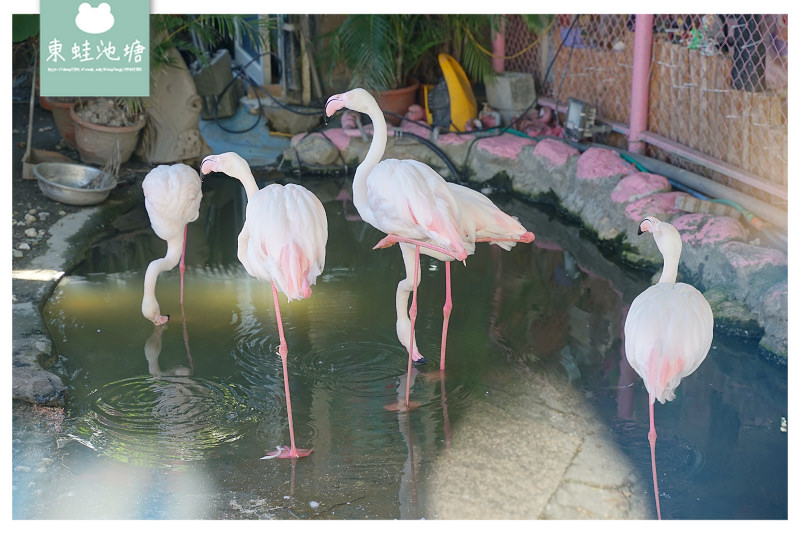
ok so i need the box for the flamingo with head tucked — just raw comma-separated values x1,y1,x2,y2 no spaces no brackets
325,88,533,408
141,163,203,326
624,216,714,519
201,151,328,459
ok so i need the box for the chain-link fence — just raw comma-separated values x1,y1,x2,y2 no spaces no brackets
503,14,788,208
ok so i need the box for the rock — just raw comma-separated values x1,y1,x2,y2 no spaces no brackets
24,214,37,224
24,228,38,238
610,172,671,203
624,192,688,222
27,208,37,215
672,214,748,246
262,102,322,135
532,138,579,168
12,367,66,407
38,212,50,221
575,147,635,181
18,242,31,251
704,286,763,337
13,249,24,258
290,133,341,167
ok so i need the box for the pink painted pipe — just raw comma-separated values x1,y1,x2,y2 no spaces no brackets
628,14,654,155
492,16,506,73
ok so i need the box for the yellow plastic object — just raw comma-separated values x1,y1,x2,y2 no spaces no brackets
421,83,435,125
437,53,477,132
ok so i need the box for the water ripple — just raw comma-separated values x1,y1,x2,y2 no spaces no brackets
61,375,264,468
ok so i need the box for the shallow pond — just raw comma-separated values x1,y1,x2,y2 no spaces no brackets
17,174,787,519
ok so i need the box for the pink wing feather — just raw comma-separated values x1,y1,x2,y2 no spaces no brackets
239,183,328,301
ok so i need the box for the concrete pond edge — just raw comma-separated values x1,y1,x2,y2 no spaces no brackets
12,190,141,406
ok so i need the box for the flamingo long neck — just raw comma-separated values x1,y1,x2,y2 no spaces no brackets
234,160,260,200
142,236,184,317
352,99,388,214
658,249,679,284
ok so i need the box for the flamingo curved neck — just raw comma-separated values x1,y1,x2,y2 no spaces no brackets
231,159,260,199
353,98,389,214
658,253,679,284
142,236,184,318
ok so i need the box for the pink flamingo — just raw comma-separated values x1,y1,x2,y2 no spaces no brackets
624,216,713,519
325,88,533,408
141,164,203,325
201,151,328,459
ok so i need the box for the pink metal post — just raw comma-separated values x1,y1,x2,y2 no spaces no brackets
492,16,506,74
628,14,654,154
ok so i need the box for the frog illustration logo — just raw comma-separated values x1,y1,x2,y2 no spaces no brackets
74,2,115,34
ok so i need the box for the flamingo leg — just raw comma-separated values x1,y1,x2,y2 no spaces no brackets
262,282,312,459
648,394,662,520
440,261,452,371
404,244,421,408
179,224,188,306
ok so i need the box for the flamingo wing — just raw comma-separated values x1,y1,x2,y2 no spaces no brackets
366,159,471,258
624,282,714,403
241,184,328,301
448,183,531,250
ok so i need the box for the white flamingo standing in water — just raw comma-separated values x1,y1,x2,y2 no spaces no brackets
325,88,533,409
624,216,713,519
201,151,328,459
141,164,203,325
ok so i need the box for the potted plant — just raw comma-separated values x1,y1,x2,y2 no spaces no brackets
69,97,146,167
328,14,442,124
41,96,79,150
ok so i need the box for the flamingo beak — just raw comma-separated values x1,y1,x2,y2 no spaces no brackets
638,217,656,235
325,95,344,118
200,156,215,176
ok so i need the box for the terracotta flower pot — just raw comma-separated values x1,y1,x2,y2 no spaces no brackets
43,97,78,150
70,104,146,166
376,79,420,126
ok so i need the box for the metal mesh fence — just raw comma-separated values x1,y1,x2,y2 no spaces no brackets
503,14,788,207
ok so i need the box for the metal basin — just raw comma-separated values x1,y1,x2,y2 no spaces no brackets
34,162,117,206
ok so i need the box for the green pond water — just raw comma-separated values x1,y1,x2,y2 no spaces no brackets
15,174,786,519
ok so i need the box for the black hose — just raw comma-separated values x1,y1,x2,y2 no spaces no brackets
392,129,462,183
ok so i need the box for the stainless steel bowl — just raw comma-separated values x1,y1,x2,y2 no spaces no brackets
34,162,117,206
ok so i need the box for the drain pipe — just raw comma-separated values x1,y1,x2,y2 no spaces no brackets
537,96,787,231
606,145,787,231
628,14,654,155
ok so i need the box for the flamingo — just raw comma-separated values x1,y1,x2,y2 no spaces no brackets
624,216,714,519
200,151,327,459
141,164,203,325
325,88,533,408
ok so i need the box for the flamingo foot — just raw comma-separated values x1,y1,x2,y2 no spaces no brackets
373,234,402,249
260,445,313,460
373,234,467,261
383,400,422,412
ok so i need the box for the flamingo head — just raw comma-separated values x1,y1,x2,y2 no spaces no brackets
200,152,246,178
639,216,682,261
142,295,169,326
325,88,374,118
